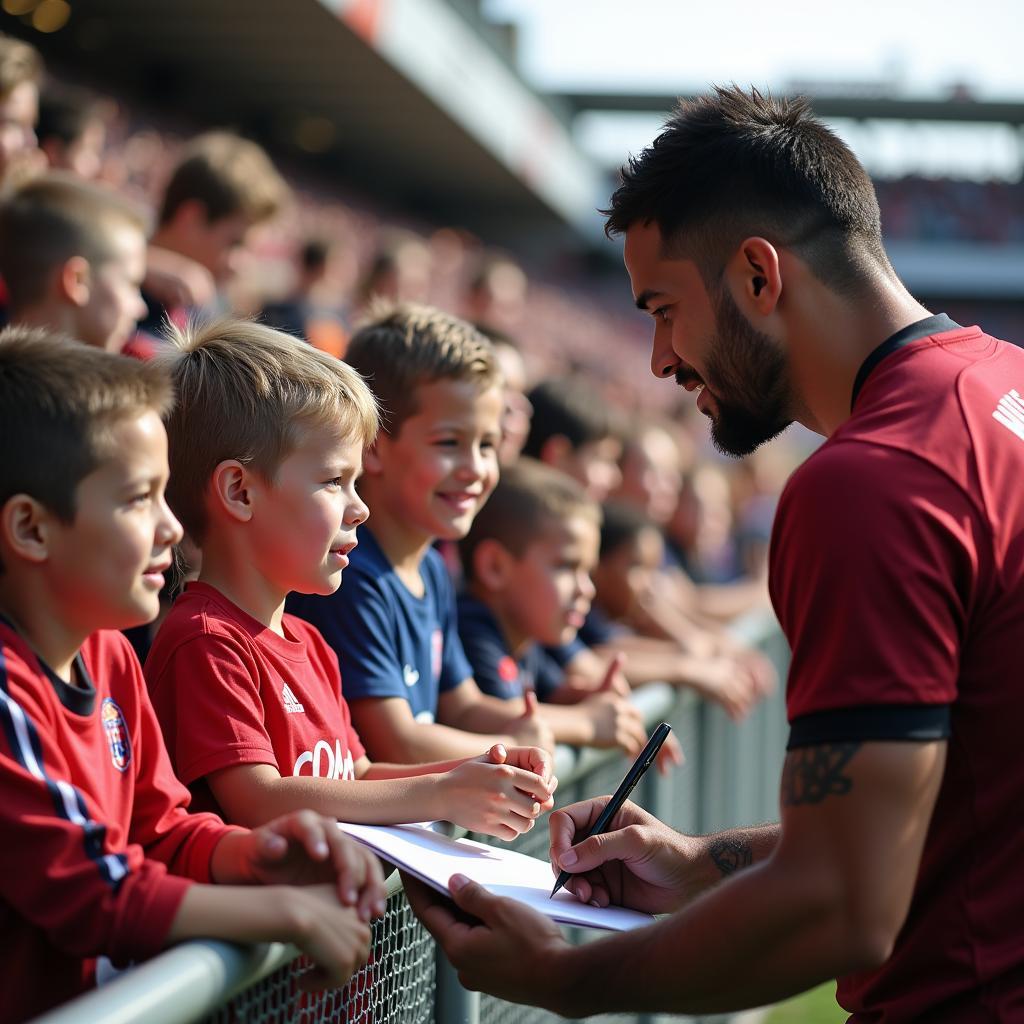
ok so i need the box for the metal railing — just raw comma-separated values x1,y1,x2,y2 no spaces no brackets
32,611,788,1024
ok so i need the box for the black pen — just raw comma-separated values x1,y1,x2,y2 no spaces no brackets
550,722,673,898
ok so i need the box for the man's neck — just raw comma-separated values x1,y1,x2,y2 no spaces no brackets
11,304,77,341
781,257,932,437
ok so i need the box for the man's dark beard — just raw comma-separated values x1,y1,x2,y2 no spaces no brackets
683,288,793,458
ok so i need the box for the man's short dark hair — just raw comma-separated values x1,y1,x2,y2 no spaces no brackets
603,86,889,293
522,378,618,459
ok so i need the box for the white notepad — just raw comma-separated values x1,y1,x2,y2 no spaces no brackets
337,821,653,932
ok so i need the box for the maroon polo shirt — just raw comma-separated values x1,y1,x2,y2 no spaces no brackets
770,316,1024,1021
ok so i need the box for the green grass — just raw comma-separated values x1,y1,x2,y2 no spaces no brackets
763,983,847,1023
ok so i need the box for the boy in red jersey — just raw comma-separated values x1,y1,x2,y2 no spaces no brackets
144,317,554,839
0,328,385,1023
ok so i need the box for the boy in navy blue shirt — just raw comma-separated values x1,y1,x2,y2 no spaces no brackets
457,459,662,760
289,304,554,762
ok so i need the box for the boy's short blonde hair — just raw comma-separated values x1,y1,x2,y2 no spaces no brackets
158,131,290,227
0,172,149,311
160,317,379,543
460,457,600,583
0,326,171,536
345,302,501,436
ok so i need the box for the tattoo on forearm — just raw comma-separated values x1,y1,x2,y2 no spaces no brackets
709,838,753,877
782,743,861,807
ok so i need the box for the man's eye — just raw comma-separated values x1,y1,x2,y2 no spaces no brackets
654,306,671,323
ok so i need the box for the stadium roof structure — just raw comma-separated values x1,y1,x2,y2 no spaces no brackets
4,0,606,247
557,90,1024,126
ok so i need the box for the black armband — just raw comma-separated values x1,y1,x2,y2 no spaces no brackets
787,704,951,750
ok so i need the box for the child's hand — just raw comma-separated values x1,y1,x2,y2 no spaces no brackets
441,758,555,840
479,743,557,810
509,691,556,753
579,690,648,758
274,884,373,991
598,651,631,697
227,810,387,922
654,731,685,776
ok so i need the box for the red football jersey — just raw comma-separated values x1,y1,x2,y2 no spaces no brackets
0,623,234,1022
771,323,1024,1021
146,583,365,816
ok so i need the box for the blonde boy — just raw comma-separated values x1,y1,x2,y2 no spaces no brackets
145,318,554,839
0,173,148,351
0,328,385,1022
457,458,650,757
288,304,557,762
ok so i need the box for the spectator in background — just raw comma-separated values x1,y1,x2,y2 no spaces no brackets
261,234,355,358
586,501,768,720
464,253,528,337
129,131,290,357
0,173,147,352
36,85,107,181
0,33,42,190
522,377,623,503
355,230,431,311
475,325,533,466
457,459,653,760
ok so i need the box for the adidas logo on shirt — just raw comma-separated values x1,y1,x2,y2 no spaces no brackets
282,684,305,714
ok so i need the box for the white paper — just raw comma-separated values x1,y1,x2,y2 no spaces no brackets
337,821,653,932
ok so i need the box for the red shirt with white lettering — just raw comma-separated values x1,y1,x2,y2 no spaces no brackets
771,322,1024,1021
145,583,364,815
0,622,235,1022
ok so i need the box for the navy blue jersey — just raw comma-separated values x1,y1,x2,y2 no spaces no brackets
456,594,563,702
287,526,471,722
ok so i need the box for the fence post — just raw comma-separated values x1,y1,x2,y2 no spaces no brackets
434,952,479,1024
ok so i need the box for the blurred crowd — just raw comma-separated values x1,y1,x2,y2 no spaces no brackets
5,36,1017,696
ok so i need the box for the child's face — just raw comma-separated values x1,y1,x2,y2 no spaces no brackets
594,526,665,621
562,437,622,503
78,224,148,352
250,422,368,598
46,410,182,632
374,378,502,544
502,514,599,648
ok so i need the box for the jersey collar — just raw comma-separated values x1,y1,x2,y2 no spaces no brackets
850,313,961,410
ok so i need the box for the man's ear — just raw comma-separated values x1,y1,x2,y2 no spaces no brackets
57,256,93,309
472,538,513,592
208,460,256,524
0,494,55,566
726,237,782,316
538,434,571,470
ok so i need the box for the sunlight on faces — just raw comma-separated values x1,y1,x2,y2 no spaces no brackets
562,436,622,503
0,80,38,178
247,422,367,598
77,224,148,352
624,221,793,458
182,209,252,284
502,515,599,648
373,378,502,544
593,524,664,622
44,410,182,635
